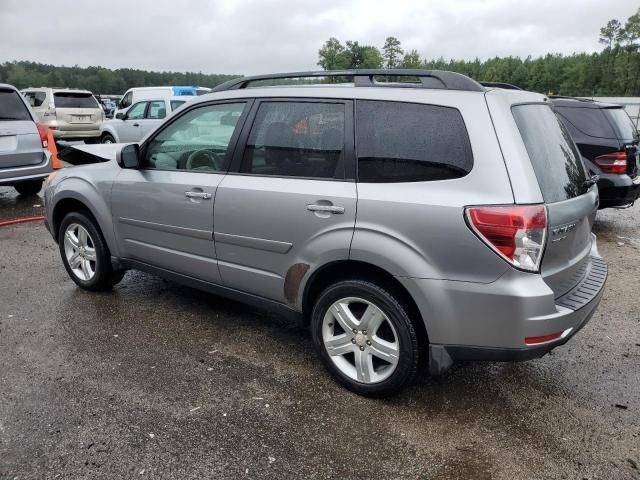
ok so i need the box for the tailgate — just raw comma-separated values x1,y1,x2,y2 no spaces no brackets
512,103,598,297
0,120,45,169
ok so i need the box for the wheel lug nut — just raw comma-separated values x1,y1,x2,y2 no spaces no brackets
367,340,371,345
352,329,357,334
351,339,356,344
359,346,365,351
363,330,367,335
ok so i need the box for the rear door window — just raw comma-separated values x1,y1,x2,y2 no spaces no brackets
513,104,589,203
355,100,473,183
0,89,32,121
23,91,46,108
54,93,99,109
555,106,616,139
240,101,346,179
147,101,166,119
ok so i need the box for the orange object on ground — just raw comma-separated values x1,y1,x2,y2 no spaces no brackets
0,216,45,227
46,128,63,169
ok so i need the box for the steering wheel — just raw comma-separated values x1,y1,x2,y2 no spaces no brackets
185,149,221,171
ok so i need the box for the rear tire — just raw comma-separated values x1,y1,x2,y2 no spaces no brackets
14,179,43,196
100,133,115,144
311,279,421,397
58,211,125,291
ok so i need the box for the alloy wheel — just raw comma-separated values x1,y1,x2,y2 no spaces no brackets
322,297,400,384
63,223,97,281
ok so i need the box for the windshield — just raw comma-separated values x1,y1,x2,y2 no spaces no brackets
54,92,99,109
513,104,589,203
0,89,32,120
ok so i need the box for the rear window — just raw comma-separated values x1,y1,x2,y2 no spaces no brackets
23,91,46,108
356,100,473,183
555,106,616,139
53,92,99,109
513,104,589,203
0,89,31,121
605,108,637,141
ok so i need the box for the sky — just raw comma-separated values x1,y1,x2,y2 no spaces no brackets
0,0,636,75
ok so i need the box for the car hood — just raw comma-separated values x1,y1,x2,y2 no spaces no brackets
58,143,126,165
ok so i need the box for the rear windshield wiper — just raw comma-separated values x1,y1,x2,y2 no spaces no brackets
0,116,22,120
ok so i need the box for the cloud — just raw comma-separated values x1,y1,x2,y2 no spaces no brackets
0,0,636,75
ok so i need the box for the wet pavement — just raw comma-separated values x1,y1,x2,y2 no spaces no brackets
0,186,639,479
0,186,45,222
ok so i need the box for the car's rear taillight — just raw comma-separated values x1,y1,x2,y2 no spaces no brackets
465,205,547,272
36,123,48,148
594,151,627,174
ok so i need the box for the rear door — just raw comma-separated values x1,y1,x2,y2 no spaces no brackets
512,104,598,298
53,92,102,128
213,99,356,303
0,88,44,169
141,100,167,138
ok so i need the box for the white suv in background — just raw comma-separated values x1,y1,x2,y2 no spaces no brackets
99,97,191,144
21,88,104,143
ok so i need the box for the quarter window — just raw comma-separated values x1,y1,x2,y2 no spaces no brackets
144,102,247,172
240,102,346,179
355,100,473,183
147,101,166,120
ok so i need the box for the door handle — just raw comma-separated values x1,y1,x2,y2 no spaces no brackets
185,191,212,200
306,204,345,214
132,123,140,127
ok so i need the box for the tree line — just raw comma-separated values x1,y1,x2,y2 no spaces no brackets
318,8,640,96
0,61,238,95
1,8,639,97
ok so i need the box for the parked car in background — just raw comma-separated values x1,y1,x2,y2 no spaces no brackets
98,98,116,118
114,86,204,119
551,97,640,209
44,70,607,397
100,97,191,143
0,83,51,196
21,88,104,144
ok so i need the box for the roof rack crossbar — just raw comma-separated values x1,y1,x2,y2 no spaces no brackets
212,69,484,93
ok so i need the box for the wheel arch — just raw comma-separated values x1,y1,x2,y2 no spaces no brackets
301,260,428,342
51,186,118,256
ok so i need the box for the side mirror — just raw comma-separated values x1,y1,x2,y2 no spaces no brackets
117,144,140,169
116,112,124,120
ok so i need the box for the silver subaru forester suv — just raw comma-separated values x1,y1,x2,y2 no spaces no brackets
43,70,607,397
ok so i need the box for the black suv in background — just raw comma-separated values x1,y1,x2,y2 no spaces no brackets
551,97,640,209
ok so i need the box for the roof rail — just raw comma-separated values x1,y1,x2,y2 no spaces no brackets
480,81,522,90
212,69,484,93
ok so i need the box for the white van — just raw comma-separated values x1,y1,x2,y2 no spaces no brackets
115,86,209,118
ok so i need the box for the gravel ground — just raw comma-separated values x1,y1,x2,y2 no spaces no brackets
0,186,638,479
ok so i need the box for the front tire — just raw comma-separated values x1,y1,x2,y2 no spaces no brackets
58,211,124,291
311,279,421,397
14,179,43,196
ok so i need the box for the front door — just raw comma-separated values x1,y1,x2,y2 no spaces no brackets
118,101,147,143
214,99,356,303
111,101,251,284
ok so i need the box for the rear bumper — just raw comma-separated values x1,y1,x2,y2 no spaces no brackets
399,249,607,375
598,174,640,208
52,129,101,140
0,152,52,186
